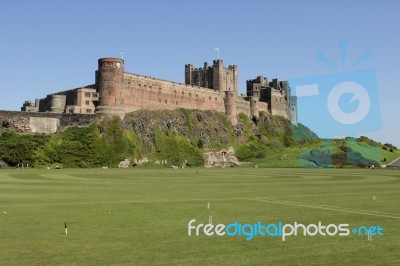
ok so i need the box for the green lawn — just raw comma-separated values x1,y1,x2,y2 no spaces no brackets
0,168,399,265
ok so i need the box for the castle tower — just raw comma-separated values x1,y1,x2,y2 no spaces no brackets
249,96,259,118
49,95,66,113
224,91,238,126
184,64,194,85
280,81,289,96
212,59,225,91
95,58,125,116
226,65,238,92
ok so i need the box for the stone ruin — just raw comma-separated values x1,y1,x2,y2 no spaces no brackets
202,147,241,168
118,157,149,168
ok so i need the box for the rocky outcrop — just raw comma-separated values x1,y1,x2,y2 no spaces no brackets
132,157,149,167
122,109,246,149
1,116,30,133
119,157,149,168
203,147,241,168
0,158,8,168
118,158,130,168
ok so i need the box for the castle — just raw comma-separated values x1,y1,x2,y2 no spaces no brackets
21,58,297,125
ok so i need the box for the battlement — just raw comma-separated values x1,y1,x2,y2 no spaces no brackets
185,59,238,92
213,59,223,65
246,75,297,121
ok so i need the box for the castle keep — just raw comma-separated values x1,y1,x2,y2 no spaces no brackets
21,58,297,125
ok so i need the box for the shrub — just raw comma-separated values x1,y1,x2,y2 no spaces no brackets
0,131,49,166
154,131,203,166
236,139,268,160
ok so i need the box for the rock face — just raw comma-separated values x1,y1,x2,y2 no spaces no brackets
203,147,241,168
0,158,8,169
122,109,246,149
119,157,149,168
118,158,130,168
132,157,149,167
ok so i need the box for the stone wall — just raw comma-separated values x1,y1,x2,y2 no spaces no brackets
121,72,268,118
0,110,96,133
123,73,226,113
203,147,241,168
236,98,251,116
270,89,289,118
258,102,269,115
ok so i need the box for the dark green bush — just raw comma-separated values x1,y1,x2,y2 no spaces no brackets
236,139,268,161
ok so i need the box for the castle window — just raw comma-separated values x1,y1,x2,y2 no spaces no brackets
209,96,211,100
165,99,167,104
196,94,198,98
86,109,92,113
182,92,184,96
85,100,90,105
189,93,191,97
159,99,161,103
174,90,177,94
215,97,217,101
85,92,91,98
176,101,178,105
92,93,98,97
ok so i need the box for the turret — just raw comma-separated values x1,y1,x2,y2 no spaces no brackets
95,58,125,116
224,91,238,126
213,59,224,91
50,95,66,113
249,96,259,118
184,64,194,85
227,65,238,92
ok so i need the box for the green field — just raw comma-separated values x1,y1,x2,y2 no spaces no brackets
0,168,399,265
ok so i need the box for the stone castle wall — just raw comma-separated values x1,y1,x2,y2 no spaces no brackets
258,102,269,114
121,73,269,118
0,110,96,133
236,98,251,117
123,73,226,113
269,89,289,117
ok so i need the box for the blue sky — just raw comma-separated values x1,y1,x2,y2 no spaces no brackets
0,0,399,146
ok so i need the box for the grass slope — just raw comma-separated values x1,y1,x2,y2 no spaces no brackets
0,168,399,265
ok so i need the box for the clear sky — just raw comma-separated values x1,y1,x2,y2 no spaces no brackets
0,0,399,146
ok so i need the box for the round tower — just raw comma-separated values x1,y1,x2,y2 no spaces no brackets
224,91,238,126
50,95,66,113
249,96,259,118
95,58,125,116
